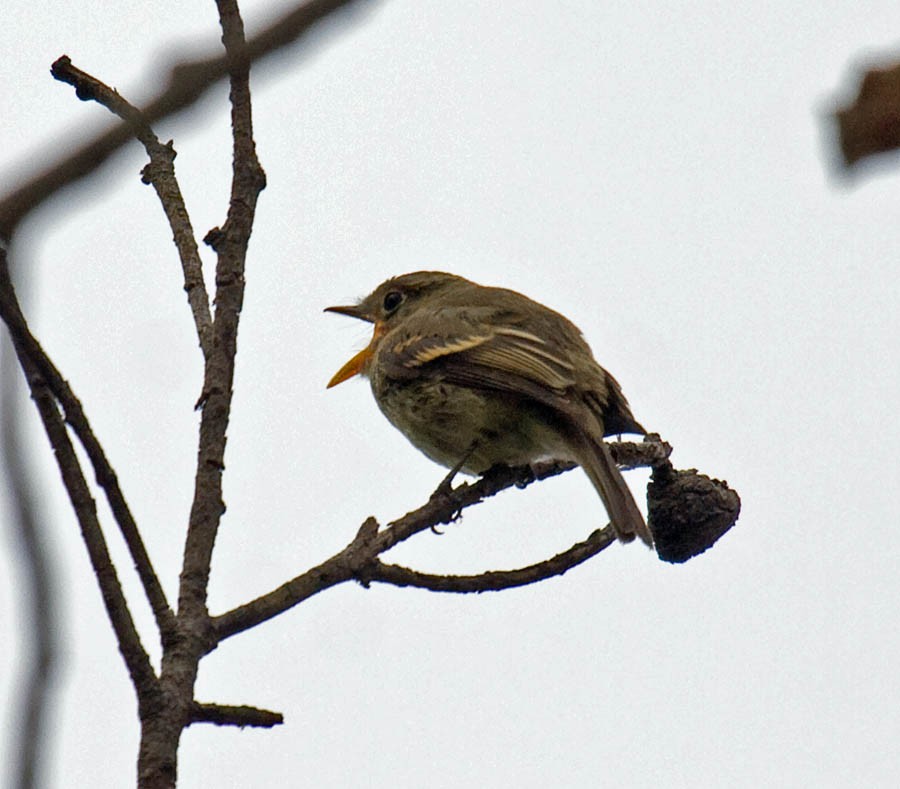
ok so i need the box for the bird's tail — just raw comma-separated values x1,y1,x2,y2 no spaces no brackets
577,437,653,547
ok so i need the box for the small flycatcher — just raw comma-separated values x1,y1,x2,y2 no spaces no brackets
326,271,651,547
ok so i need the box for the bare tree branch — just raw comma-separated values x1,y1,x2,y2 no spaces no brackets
211,441,673,643
0,273,59,789
211,434,746,643
0,249,159,703
138,2,268,784
177,0,266,640
1,4,382,787
0,251,175,642
211,516,381,644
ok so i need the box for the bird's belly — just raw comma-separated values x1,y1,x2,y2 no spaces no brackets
372,378,572,474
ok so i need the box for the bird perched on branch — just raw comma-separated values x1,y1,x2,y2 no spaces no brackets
326,271,652,547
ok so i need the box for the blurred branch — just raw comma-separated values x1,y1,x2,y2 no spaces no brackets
0,0,372,241
0,275,59,789
833,58,900,169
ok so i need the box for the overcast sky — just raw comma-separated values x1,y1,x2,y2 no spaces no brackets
2,2,899,787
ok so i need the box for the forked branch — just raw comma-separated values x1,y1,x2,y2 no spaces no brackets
0,250,159,701
211,439,683,644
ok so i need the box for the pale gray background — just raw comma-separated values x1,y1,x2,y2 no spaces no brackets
2,2,899,787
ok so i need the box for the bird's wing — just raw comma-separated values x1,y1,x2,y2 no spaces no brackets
377,313,586,411
377,307,643,436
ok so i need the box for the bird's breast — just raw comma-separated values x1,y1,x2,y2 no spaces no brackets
369,374,574,474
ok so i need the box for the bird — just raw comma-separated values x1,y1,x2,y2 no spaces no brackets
325,271,652,547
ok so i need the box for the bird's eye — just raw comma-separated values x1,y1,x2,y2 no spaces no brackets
382,290,404,312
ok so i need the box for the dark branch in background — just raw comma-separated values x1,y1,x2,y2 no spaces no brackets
0,274,59,789
0,0,372,241
832,57,900,170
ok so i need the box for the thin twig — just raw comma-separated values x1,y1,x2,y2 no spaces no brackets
50,56,213,359
188,702,283,728
365,526,617,593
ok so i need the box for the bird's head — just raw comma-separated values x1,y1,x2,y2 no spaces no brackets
325,271,465,387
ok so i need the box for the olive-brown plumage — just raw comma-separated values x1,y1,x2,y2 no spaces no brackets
326,271,651,547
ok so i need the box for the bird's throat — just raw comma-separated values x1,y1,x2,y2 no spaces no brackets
326,322,386,388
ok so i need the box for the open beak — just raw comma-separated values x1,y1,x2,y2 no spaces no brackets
325,304,384,388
